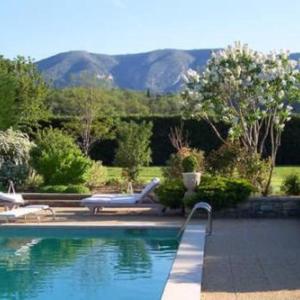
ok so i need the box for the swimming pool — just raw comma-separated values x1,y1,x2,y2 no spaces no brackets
0,227,178,300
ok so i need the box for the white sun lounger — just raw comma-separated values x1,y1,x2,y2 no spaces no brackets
81,177,160,214
0,181,25,210
0,205,55,223
0,192,25,209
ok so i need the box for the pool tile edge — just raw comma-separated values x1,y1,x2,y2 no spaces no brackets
161,224,206,300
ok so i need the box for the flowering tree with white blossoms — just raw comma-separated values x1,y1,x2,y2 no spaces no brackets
183,42,300,194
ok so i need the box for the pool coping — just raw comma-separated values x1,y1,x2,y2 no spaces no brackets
0,223,181,229
161,224,206,300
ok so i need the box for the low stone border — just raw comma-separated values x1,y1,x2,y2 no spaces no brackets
161,224,206,300
21,193,89,207
21,194,300,217
23,193,90,200
216,196,300,218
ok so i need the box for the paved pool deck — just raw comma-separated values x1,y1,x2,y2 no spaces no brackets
202,219,300,300
0,207,300,299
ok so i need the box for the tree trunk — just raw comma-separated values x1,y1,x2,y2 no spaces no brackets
263,159,274,196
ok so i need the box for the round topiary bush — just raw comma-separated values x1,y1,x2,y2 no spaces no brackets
163,148,205,180
182,155,199,172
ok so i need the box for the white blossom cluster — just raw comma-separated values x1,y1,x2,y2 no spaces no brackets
0,129,32,165
183,42,300,136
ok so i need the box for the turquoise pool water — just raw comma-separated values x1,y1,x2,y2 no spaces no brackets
0,227,178,300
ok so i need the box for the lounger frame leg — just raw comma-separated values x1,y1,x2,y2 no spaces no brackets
45,208,56,220
89,207,103,215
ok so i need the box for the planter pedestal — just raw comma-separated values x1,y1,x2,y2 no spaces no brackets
182,172,201,198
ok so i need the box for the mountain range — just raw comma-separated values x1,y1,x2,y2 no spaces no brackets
37,49,300,93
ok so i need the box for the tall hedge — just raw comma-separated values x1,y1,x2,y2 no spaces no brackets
38,115,300,166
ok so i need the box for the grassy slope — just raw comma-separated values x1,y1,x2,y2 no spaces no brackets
107,166,300,194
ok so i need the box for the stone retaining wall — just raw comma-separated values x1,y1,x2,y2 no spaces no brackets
22,193,300,217
216,196,300,218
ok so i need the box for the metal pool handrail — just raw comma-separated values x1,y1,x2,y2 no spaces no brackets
177,202,212,238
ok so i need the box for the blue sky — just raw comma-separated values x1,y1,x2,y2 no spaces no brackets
1,0,300,60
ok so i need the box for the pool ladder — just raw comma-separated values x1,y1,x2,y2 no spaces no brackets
177,202,212,238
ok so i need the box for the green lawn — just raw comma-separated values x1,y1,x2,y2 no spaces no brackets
107,166,300,194
271,166,300,193
106,167,163,182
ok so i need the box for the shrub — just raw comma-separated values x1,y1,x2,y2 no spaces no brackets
23,171,44,191
163,147,205,180
162,152,184,179
206,142,270,194
182,155,198,172
39,184,90,193
114,121,152,181
0,129,33,187
86,161,107,188
30,128,92,185
64,185,90,194
281,174,300,195
205,142,240,176
184,176,254,210
39,185,68,193
236,152,270,194
155,179,186,209
105,178,128,193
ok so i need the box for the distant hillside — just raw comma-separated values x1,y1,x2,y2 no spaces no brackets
37,49,300,93
36,49,215,92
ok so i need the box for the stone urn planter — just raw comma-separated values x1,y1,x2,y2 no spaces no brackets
182,172,202,197
181,155,202,197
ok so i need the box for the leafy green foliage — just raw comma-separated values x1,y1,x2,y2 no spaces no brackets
39,185,68,193
163,147,205,180
46,86,184,117
184,43,300,195
182,155,199,172
206,142,270,194
114,121,153,181
184,175,254,210
281,174,300,195
53,87,118,155
162,153,183,179
155,179,186,209
64,185,90,193
236,152,270,194
86,161,107,188
206,142,240,176
38,184,90,193
30,128,92,185
0,129,33,187
0,56,49,129
0,67,17,129
23,172,44,191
